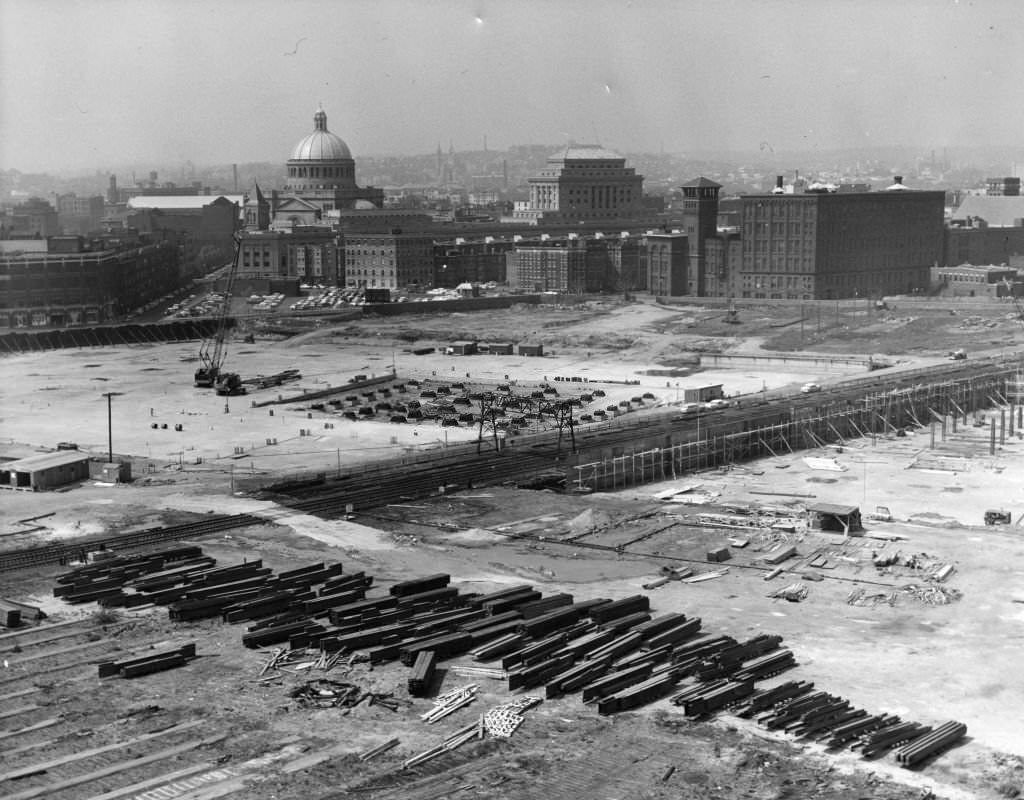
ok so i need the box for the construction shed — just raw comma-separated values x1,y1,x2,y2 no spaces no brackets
487,342,515,355
447,340,478,356
1,450,91,491
806,502,863,535
518,343,544,357
683,384,724,403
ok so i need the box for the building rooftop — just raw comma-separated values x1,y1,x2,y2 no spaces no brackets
552,144,625,162
0,240,48,254
3,450,90,472
681,177,722,189
290,108,353,161
126,195,243,210
952,195,1024,227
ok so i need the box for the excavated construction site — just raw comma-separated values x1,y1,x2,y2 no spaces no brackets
2,297,1024,800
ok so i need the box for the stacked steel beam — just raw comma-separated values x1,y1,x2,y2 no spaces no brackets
97,642,197,678
893,721,967,766
408,650,438,697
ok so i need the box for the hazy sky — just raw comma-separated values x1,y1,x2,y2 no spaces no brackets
2,0,1021,171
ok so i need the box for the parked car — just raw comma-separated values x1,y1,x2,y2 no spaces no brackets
677,402,702,417
705,398,730,410
800,382,822,394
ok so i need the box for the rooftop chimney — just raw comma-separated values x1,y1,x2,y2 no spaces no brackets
771,175,785,195
894,175,903,185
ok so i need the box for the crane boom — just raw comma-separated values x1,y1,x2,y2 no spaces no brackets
194,235,242,388
997,278,1024,331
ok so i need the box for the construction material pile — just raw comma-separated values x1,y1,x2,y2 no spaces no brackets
847,585,962,607
899,584,963,605
258,646,359,676
421,684,478,724
52,545,211,605
768,583,809,602
289,679,398,712
54,557,966,768
97,642,197,679
483,696,543,738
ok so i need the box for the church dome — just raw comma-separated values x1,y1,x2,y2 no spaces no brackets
290,107,352,161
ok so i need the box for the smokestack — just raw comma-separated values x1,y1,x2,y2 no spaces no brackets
233,164,238,193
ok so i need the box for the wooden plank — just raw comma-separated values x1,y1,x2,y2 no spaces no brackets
0,733,226,800
5,638,118,666
0,719,204,782
0,704,40,721
280,742,352,773
83,760,216,800
0,716,62,742
165,773,248,800
0,687,39,702
0,623,130,654
0,661,88,686
0,619,88,643
3,737,57,758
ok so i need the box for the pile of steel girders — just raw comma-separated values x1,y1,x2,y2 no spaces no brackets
52,559,967,767
52,546,207,605
97,642,197,679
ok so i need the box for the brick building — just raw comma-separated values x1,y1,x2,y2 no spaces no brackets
606,235,646,291
344,231,433,290
0,233,180,328
237,227,340,286
646,233,689,296
931,264,1018,298
1,198,59,239
433,239,513,287
54,193,105,236
506,238,614,293
739,179,945,299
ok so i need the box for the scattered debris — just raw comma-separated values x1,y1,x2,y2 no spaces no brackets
900,584,962,606
762,544,799,565
803,457,847,472
421,684,478,723
482,696,543,738
448,665,508,680
683,568,730,584
289,679,398,711
659,565,693,581
403,719,484,769
359,737,400,762
768,583,808,602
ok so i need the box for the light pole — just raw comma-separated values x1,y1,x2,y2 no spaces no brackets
101,392,124,464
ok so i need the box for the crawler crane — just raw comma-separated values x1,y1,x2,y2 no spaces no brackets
194,236,245,394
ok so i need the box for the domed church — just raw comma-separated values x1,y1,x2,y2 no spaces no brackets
282,106,383,212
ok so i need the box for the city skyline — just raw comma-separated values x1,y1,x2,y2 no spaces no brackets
2,0,1023,173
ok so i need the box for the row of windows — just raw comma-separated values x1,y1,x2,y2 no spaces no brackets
288,165,352,179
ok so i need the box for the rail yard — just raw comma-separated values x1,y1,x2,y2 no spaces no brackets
2,296,1024,800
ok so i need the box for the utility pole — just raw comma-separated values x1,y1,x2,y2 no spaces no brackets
101,391,123,464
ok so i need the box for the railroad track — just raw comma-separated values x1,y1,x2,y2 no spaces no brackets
4,355,1019,574
0,514,264,573
0,714,225,800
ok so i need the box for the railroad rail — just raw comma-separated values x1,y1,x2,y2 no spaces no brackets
4,355,1022,573
0,514,263,573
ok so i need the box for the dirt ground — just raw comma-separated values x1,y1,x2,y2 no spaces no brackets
3,297,1024,799
1,300,853,483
